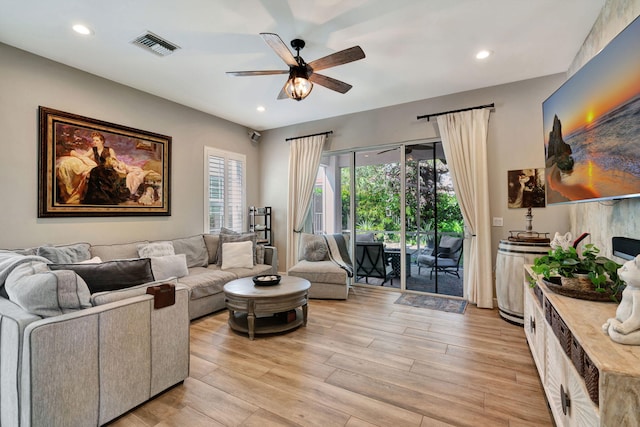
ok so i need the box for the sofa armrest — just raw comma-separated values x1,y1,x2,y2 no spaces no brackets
263,245,278,274
0,297,42,427
4,286,189,427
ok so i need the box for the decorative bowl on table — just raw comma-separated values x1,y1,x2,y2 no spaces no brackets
252,274,281,286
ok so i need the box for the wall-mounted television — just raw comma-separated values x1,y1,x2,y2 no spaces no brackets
543,14,640,205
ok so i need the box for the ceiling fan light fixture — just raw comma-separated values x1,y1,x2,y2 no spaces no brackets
284,68,313,101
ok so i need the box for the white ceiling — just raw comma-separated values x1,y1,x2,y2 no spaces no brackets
0,0,605,131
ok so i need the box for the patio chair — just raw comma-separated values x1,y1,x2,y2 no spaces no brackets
416,235,463,279
355,242,394,285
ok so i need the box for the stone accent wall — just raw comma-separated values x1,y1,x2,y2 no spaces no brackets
567,0,640,258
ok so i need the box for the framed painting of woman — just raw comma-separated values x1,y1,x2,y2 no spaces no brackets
38,106,171,217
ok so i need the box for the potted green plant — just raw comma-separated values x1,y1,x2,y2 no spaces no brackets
531,244,625,302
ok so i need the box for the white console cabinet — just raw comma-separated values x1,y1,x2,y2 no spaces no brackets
524,266,640,426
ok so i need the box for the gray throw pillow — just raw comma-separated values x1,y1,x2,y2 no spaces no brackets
256,244,265,265
203,233,220,264
303,239,328,261
37,243,91,264
49,258,154,293
5,260,91,317
171,235,209,268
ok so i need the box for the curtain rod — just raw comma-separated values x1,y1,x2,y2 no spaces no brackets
285,130,333,142
417,103,495,121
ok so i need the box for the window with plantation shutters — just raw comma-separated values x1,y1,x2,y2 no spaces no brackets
204,147,246,233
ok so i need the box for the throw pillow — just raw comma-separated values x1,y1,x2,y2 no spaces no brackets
356,232,375,242
220,227,240,235
221,241,254,270
216,232,257,266
149,254,189,281
49,258,154,293
137,241,175,258
171,235,209,268
37,243,91,264
298,233,326,262
4,260,91,317
203,233,220,264
256,244,265,265
303,239,328,261
437,236,461,258
90,240,149,261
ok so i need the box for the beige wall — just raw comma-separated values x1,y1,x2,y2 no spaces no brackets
0,43,261,248
567,0,640,257
259,74,572,272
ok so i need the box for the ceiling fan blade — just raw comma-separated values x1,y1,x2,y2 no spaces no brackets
226,70,289,76
377,147,399,155
277,84,288,100
307,46,365,72
260,33,298,67
308,73,352,94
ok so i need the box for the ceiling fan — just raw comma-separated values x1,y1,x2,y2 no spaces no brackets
226,33,365,101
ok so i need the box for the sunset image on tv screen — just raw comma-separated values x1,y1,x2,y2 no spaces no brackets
542,15,640,205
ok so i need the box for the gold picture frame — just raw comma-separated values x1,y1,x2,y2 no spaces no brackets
38,106,171,217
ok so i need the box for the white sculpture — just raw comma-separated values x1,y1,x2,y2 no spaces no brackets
603,255,640,345
550,232,573,250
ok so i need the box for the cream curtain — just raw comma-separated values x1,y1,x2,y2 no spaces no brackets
286,134,327,270
437,109,493,308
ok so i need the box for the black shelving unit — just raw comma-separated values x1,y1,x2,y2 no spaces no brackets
249,206,271,245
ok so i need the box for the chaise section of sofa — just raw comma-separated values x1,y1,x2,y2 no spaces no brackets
0,285,190,427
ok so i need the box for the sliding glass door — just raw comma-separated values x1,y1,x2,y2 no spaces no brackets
316,142,463,297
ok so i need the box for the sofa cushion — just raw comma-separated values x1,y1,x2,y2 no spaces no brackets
216,232,257,266
356,232,375,242
150,254,189,280
288,260,348,284
90,277,179,306
90,240,149,261
178,267,236,300
222,263,273,279
137,241,175,258
5,260,92,317
37,243,91,264
221,241,254,270
203,233,220,264
49,258,154,293
303,239,328,262
171,235,209,268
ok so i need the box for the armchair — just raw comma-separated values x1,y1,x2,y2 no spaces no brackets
416,235,463,279
355,242,394,285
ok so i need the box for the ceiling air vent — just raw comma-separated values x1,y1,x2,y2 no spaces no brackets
131,31,180,57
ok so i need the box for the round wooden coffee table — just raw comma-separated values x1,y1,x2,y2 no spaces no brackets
223,275,311,340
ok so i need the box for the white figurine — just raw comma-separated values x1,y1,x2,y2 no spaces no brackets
550,232,573,250
603,255,640,345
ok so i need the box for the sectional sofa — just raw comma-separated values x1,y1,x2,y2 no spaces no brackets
0,232,277,426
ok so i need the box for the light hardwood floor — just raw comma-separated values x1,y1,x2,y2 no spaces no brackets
109,286,553,427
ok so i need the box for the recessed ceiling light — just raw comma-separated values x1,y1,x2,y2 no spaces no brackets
256,106,265,112
476,50,492,60
72,24,93,35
